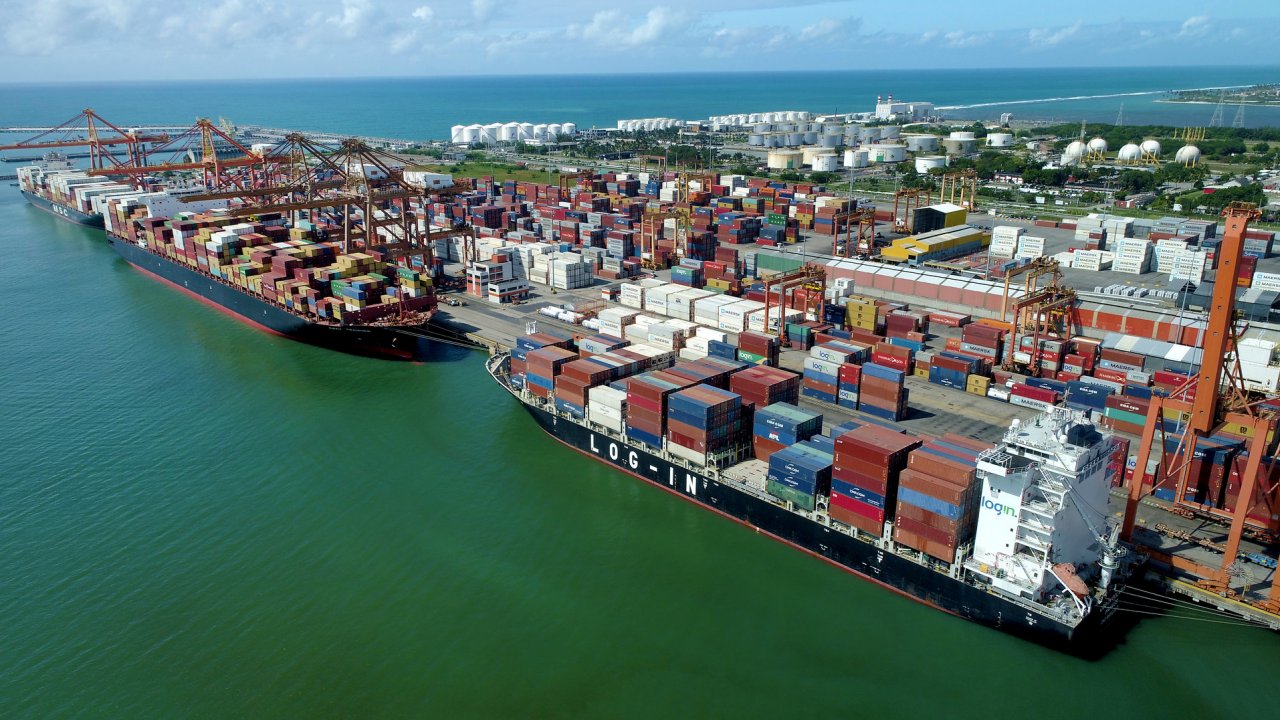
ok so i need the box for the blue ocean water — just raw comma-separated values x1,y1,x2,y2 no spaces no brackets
0,66,1277,141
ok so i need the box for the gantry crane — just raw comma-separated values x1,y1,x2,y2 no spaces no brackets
1000,258,1076,377
939,169,977,211
0,108,167,174
87,118,273,194
639,208,682,270
830,208,877,258
190,136,456,280
761,264,826,345
557,169,594,199
892,187,931,233
999,257,1062,323
1120,203,1280,614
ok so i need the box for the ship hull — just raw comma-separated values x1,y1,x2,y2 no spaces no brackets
21,189,105,227
494,363,1120,655
108,235,435,360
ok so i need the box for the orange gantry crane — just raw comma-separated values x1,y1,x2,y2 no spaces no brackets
892,187,931,233
89,118,272,194
761,264,826,345
0,108,167,173
1120,202,1280,613
830,207,876,258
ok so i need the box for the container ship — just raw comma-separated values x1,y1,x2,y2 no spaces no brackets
15,153,135,227
487,328,1134,653
100,190,439,360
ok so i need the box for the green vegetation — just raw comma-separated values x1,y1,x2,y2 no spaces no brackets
407,160,560,184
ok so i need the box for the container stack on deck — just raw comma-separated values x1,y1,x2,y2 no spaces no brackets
752,403,822,462
895,436,992,563
103,201,435,322
767,438,834,512
666,385,749,466
830,425,921,535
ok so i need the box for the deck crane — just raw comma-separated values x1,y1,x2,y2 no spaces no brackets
1120,203,1280,614
0,108,167,173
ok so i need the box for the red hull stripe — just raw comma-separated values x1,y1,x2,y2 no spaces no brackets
540,426,959,619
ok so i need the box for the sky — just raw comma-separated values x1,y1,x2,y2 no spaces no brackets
0,0,1277,82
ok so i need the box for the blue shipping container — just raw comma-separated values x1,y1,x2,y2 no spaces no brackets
898,487,962,520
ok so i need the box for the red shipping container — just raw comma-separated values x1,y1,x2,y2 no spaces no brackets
1094,367,1129,384
838,364,863,386
832,465,890,496
830,505,884,535
830,490,886,522
1010,383,1057,404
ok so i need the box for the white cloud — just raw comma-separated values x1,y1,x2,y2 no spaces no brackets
799,18,851,43
390,31,418,53
1027,21,1082,47
327,0,371,37
915,30,939,45
472,0,495,22
411,5,434,22
568,6,688,48
944,30,991,48
1177,15,1211,38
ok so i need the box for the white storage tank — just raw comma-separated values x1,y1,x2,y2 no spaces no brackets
532,124,549,140
787,132,805,146
753,123,772,134
904,134,939,152
844,148,869,168
748,134,765,146
949,131,977,141
804,131,818,144
463,124,482,143
802,147,825,165
943,138,978,156
450,125,466,144
1175,145,1201,165
986,132,1014,147
915,155,948,173
1117,143,1141,162
767,150,804,170
562,122,577,135
860,126,882,143
1140,139,1161,156
873,144,907,163
1087,137,1108,154
499,122,520,142
813,154,839,172
518,123,535,140
820,133,842,148
481,123,502,143
547,123,563,139
880,126,901,140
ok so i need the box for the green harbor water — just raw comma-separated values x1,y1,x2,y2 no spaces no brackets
2,189,1279,719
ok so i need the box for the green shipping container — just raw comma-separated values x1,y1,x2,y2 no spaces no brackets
756,253,805,274
767,479,816,511
767,213,787,226
1104,407,1146,426
737,350,766,364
